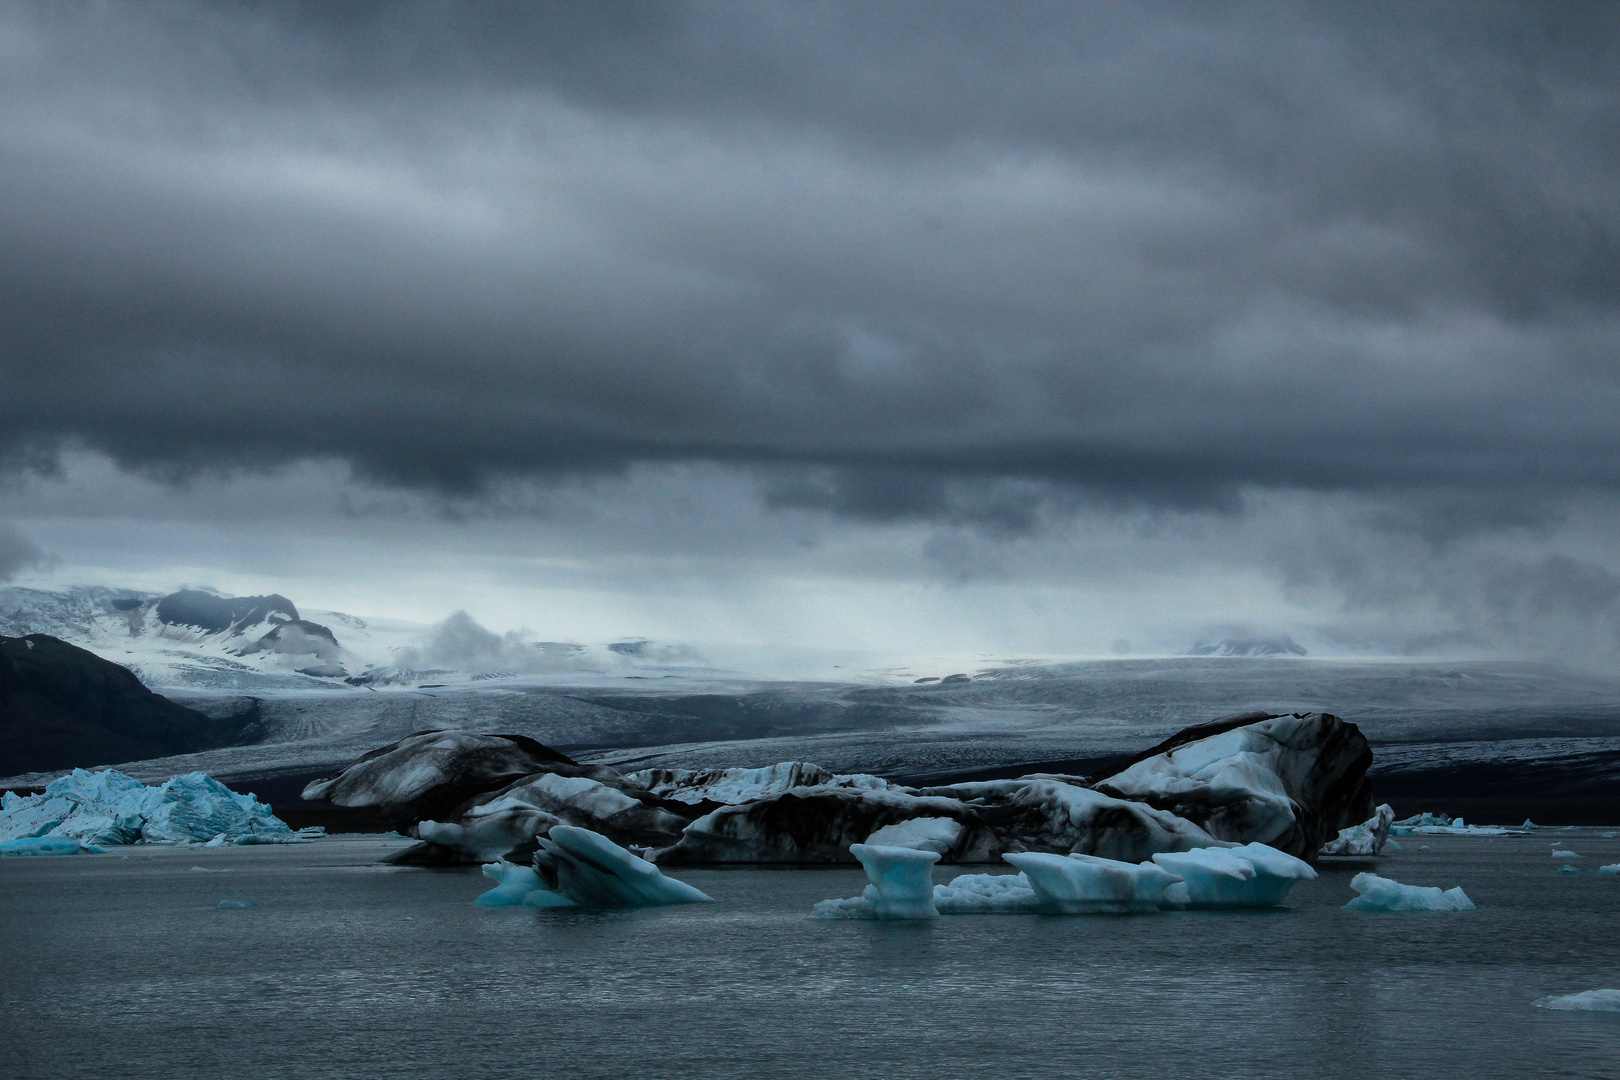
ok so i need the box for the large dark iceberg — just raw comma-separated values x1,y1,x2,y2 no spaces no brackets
300,711,1375,866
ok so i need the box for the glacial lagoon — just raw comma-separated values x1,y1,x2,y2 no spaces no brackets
3,832,1617,1080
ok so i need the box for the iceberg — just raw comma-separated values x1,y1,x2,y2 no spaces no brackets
215,899,255,909
417,795,563,863
1002,851,1183,914
1551,849,1582,859
474,861,558,907
809,843,944,920
625,762,892,806
931,872,1039,915
923,778,1221,863
1319,804,1395,856
0,769,308,846
1389,811,1518,837
1596,864,1619,875
534,826,713,907
864,817,963,855
475,828,713,908
0,836,94,856
663,787,992,864
1151,843,1317,908
1090,712,1374,858
463,772,688,847
1341,872,1475,912
1534,989,1620,1013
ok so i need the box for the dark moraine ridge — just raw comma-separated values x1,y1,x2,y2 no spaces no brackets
0,634,260,776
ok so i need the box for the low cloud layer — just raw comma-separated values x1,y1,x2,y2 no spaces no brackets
394,610,593,674
0,5,1617,669
0,524,46,582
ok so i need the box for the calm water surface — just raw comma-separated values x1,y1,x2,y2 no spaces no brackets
2,832,1618,1080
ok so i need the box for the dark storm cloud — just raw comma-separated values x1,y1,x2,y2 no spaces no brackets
1,1,1618,514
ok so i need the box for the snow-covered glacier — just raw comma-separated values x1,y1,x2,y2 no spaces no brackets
0,768,313,848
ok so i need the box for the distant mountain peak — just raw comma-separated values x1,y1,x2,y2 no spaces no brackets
155,589,300,635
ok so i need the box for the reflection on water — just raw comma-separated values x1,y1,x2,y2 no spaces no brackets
2,835,1618,1080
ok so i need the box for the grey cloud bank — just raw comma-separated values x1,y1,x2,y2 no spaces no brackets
1,2,1618,666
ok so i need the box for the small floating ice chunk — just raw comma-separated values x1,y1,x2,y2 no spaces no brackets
1552,849,1582,859
811,843,943,919
534,826,713,907
1002,851,1182,914
0,836,90,856
1597,864,1620,875
932,873,1039,915
474,861,566,907
1556,865,1583,875
1534,989,1620,1013
1151,843,1317,908
189,865,233,873
215,899,255,909
1319,804,1394,856
1342,872,1474,912
850,843,941,919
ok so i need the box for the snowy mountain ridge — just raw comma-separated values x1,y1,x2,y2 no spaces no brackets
0,585,724,695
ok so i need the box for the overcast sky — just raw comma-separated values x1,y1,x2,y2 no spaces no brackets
2,2,1618,671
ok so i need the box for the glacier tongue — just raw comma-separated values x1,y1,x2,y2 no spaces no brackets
0,768,312,846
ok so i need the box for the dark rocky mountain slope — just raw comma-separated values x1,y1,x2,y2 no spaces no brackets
0,634,257,776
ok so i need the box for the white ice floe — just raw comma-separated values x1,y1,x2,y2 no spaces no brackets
476,826,713,908
1,769,316,847
863,817,963,855
1597,864,1620,875
1556,865,1582,875
1150,843,1318,908
1551,849,1582,859
1003,852,1183,914
1389,812,1518,837
1342,872,1475,912
1533,989,1620,1013
1319,804,1395,856
624,762,892,805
